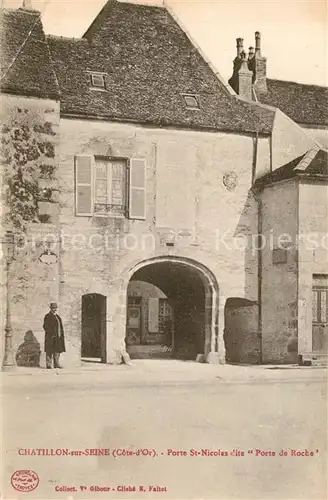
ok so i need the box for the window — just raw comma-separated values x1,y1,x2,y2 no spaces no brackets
313,289,328,323
74,156,146,219
94,158,126,216
182,94,200,109
90,73,106,89
313,276,328,323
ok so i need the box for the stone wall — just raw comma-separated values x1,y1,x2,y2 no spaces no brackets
56,118,261,364
271,110,317,170
298,181,328,355
0,95,60,365
224,298,260,364
260,179,298,363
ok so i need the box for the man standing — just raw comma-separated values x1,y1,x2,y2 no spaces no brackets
43,302,66,369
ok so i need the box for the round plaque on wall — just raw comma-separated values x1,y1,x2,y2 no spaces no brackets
223,171,238,191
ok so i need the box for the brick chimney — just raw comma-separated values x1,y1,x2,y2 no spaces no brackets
248,32,267,94
228,39,253,100
229,31,267,98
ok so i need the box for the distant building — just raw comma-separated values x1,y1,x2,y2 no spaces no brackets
0,1,327,367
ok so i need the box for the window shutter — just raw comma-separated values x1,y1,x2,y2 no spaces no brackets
129,158,146,220
75,156,94,216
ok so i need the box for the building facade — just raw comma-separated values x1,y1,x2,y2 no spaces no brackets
1,1,327,367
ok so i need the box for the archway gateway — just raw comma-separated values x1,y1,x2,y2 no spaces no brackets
125,258,219,361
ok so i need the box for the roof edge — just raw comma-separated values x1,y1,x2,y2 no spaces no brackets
60,111,270,136
163,2,235,97
47,34,88,42
0,87,60,101
1,7,40,15
267,77,328,90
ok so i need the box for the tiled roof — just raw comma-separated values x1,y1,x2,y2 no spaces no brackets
255,148,328,186
0,8,59,99
257,79,328,127
46,1,270,134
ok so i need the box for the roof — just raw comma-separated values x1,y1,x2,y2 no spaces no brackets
46,1,270,134
0,8,59,99
257,79,328,127
255,148,328,186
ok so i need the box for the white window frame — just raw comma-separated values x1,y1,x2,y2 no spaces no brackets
75,155,147,220
93,157,127,218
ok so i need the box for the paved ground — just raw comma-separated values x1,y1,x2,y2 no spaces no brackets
1,361,327,500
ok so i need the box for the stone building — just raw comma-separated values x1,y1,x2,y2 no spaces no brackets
0,0,327,367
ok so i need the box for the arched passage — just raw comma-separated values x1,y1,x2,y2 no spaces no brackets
125,258,219,360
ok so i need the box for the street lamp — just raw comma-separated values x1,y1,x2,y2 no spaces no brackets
2,230,15,371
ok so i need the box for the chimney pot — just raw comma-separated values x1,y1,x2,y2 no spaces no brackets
236,38,244,56
22,0,33,8
255,31,261,54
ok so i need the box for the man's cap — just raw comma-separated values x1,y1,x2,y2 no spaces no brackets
50,302,58,308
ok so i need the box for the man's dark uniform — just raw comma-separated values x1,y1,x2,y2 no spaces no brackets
43,303,66,368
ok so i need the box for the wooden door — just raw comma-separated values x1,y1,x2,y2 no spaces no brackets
82,294,106,359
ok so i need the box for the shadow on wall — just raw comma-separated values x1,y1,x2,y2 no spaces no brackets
15,330,41,367
234,191,259,301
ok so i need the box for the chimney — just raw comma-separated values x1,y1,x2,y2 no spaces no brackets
228,39,253,101
22,0,33,8
253,31,267,93
237,51,253,100
236,38,244,56
255,31,261,55
248,46,255,60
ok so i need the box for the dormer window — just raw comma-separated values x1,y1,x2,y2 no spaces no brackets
90,72,107,90
182,94,200,110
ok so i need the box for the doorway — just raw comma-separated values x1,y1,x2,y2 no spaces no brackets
82,293,106,361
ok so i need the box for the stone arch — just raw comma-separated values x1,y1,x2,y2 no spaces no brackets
122,256,221,362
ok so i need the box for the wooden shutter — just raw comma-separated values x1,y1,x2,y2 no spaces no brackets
75,156,94,216
129,158,146,220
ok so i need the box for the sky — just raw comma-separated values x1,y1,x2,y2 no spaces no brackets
3,0,327,86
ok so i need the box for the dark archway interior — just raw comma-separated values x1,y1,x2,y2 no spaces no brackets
129,262,207,359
